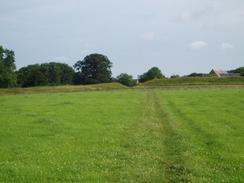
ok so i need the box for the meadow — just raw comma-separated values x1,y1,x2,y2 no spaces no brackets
140,77,244,88
0,86,243,182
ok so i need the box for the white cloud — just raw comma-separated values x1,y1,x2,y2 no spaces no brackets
221,43,234,49
190,41,208,49
142,32,156,41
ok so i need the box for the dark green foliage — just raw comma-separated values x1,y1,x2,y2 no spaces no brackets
17,63,74,87
40,63,75,85
117,73,137,87
74,53,112,84
40,63,62,85
187,73,208,77
60,63,76,84
0,46,17,88
139,67,164,83
17,64,48,87
170,74,180,78
229,67,244,76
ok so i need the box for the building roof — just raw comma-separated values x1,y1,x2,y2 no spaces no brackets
210,69,229,77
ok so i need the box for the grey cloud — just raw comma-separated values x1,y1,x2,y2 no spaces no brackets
0,0,243,77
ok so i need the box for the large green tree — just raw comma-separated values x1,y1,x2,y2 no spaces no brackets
0,46,17,88
138,67,164,83
17,64,48,87
74,53,112,84
17,63,74,87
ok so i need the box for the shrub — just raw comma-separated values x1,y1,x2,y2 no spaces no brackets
117,73,137,87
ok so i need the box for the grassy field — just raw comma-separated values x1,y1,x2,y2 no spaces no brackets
0,88,243,182
139,77,244,88
0,83,126,96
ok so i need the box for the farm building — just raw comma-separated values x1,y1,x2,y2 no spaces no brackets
209,69,240,77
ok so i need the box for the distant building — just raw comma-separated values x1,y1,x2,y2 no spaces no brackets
209,69,240,77
209,70,229,77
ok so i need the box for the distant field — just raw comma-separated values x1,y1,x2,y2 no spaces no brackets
140,77,244,88
0,83,126,95
0,88,243,182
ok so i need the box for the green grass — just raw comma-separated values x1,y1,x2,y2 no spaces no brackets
157,89,244,182
0,88,243,182
0,82,127,96
139,77,244,88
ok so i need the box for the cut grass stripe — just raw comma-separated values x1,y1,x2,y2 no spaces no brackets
116,90,191,182
153,91,191,182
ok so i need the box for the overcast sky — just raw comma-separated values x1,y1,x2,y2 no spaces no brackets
0,0,243,77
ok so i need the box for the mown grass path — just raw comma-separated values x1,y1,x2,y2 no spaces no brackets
153,92,190,182
113,90,192,182
114,91,166,182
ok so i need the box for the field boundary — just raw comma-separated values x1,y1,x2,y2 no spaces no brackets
1,82,244,96
0,83,127,96
137,84,244,89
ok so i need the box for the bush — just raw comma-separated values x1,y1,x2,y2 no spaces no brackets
171,74,180,78
139,67,165,83
117,73,137,87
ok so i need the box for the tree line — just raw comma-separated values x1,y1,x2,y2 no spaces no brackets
0,46,165,88
17,63,75,87
0,45,243,88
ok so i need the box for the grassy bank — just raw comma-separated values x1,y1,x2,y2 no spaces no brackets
0,83,127,95
140,77,244,88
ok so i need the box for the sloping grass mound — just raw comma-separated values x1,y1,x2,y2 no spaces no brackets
140,77,244,87
0,82,127,95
